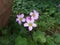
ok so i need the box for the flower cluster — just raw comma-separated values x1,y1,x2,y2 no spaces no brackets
16,10,39,31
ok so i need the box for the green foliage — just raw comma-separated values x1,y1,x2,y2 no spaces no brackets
46,36,57,45
12,0,60,45
33,31,46,43
12,0,60,32
54,33,60,43
0,37,9,45
15,36,28,45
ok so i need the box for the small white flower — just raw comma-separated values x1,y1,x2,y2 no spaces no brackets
16,14,25,24
24,18,37,31
30,10,39,20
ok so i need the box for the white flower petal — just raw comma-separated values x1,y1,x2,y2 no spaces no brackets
31,16,34,19
24,23,28,27
28,26,33,31
22,18,25,22
26,16,30,20
33,10,37,13
26,17,34,23
17,15,20,17
18,21,21,24
33,10,39,15
30,20,34,23
30,12,33,16
26,19,31,23
34,16,39,20
20,14,24,18
32,23,37,27
31,15,39,20
16,18,19,22
26,16,34,23
17,15,21,18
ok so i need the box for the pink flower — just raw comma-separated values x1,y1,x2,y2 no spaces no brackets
24,18,37,31
26,16,34,23
58,4,60,6
30,10,39,20
16,14,25,24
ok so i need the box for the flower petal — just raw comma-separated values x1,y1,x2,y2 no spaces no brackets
32,23,37,27
26,16,30,20
30,12,33,16
26,18,31,23
33,10,39,17
24,23,28,27
17,15,20,17
22,18,25,22
34,16,39,20
26,16,35,23
33,10,39,15
28,26,33,31
17,15,22,18
20,14,24,18
31,15,39,20
16,18,19,22
18,21,21,24
31,17,34,22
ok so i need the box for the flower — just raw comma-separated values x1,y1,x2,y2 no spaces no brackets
58,4,60,6
30,10,39,20
16,14,25,24
24,17,37,31
26,16,34,23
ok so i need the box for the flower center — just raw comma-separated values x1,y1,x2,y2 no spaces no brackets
29,23,32,26
19,18,22,21
32,13,35,17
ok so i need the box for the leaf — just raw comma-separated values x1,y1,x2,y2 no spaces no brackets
54,33,60,43
15,36,28,45
27,39,36,45
46,35,57,45
47,41,57,45
33,31,46,43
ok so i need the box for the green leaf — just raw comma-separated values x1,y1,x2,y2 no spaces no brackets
47,41,57,45
15,36,28,45
46,36,57,45
54,33,60,43
27,39,36,45
33,31,46,43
